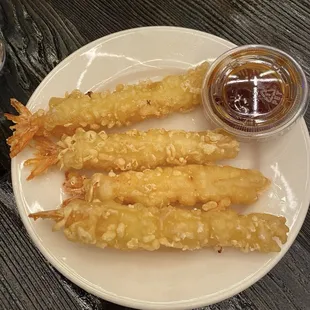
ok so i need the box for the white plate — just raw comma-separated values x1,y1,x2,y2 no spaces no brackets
12,27,310,309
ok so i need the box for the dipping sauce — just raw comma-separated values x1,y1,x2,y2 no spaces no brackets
202,45,308,141
225,64,284,115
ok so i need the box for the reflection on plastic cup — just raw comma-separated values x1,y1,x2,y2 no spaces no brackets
0,40,5,72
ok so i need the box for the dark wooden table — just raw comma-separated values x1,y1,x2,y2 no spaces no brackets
1,1,310,309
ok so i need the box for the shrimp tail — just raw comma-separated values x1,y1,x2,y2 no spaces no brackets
4,99,45,158
24,137,60,180
29,209,63,221
62,171,86,206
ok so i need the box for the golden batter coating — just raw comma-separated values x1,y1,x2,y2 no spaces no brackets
24,128,239,180
5,62,209,158
64,165,270,209
29,200,289,252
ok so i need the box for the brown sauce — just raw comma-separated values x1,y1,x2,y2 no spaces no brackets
210,61,296,131
224,64,285,117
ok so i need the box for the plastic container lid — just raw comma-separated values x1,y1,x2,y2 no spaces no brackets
202,45,309,141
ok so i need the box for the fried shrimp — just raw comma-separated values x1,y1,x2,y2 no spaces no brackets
29,199,289,252
63,165,270,209
24,128,239,180
5,62,209,157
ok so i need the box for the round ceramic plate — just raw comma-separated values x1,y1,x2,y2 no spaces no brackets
11,27,310,309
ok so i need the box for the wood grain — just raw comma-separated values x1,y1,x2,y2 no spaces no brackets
0,0,309,309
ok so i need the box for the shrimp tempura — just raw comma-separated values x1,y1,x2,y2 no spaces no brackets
24,128,239,180
29,199,289,252
63,165,270,209
5,62,209,157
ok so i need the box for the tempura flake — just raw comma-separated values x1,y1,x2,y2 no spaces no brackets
64,164,270,209
5,62,209,157
29,200,289,252
24,128,239,179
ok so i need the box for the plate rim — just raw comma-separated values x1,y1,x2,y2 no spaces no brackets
10,26,310,309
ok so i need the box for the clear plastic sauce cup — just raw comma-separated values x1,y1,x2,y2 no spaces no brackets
202,45,309,142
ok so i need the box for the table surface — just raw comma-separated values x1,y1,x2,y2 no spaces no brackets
1,0,310,309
